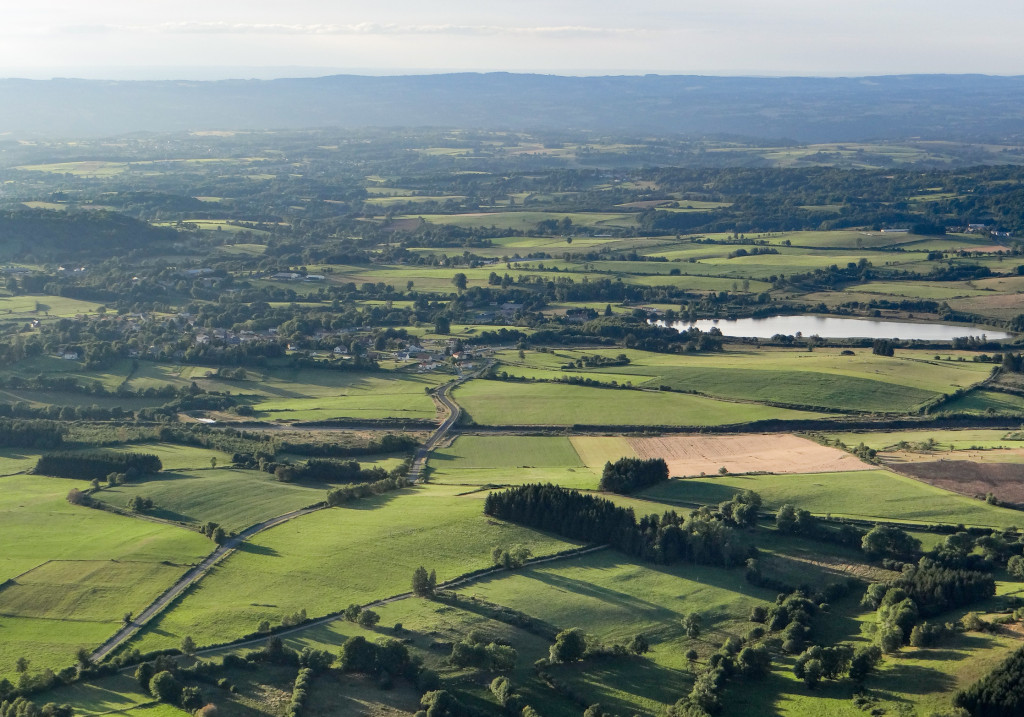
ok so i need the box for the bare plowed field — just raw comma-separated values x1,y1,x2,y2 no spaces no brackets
627,433,872,477
891,459,1024,504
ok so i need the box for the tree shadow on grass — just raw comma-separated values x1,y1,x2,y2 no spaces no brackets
332,487,414,511
550,656,692,714
235,542,281,557
643,478,756,507
875,661,957,696
148,507,197,524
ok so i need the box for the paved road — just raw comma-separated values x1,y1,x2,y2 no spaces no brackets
93,363,493,663
90,504,324,662
406,362,491,482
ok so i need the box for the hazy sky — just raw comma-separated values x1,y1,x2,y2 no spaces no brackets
3,0,1024,79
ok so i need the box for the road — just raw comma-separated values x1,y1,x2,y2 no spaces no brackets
92,363,488,662
90,504,324,662
406,361,491,482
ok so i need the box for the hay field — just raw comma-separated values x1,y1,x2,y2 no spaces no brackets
627,434,873,477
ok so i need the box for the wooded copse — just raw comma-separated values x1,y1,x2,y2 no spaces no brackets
34,452,162,480
599,457,669,494
484,484,749,567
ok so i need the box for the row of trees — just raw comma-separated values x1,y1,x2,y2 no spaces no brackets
0,418,63,449
955,643,1024,716
598,457,669,494
34,452,162,481
483,484,749,567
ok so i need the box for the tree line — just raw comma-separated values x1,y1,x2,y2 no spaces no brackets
956,643,1024,716
598,457,669,494
483,484,749,568
34,451,162,481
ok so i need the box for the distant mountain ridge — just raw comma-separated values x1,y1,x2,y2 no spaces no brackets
2,73,1023,142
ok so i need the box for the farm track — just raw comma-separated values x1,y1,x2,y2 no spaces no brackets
92,365,490,663
90,504,325,662
192,543,609,658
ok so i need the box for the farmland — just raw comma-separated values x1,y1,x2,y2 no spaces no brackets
125,484,581,653
0,474,211,675
640,469,1024,527
429,435,601,488
6,127,1024,717
90,468,329,533
491,346,993,413
454,381,823,426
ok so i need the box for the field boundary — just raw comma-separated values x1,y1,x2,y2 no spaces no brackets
189,543,609,658
0,560,50,595
90,503,327,662
454,415,1024,435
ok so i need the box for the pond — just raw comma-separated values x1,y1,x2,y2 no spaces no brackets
658,316,1012,341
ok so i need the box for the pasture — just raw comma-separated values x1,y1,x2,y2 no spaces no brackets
494,346,990,413
125,484,581,653
92,468,328,533
825,428,1024,451
453,380,822,427
454,549,775,715
397,211,637,231
429,435,601,488
640,469,1024,527
0,474,210,676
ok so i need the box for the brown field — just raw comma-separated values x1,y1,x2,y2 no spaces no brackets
890,459,1024,504
626,433,872,477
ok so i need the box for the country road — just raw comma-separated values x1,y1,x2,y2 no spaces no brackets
194,543,609,658
406,361,491,482
91,362,489,663
90,504,326,662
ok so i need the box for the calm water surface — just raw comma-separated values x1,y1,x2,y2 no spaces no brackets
661,316,1012,341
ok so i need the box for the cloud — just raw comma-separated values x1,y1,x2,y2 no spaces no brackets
61,22,644,38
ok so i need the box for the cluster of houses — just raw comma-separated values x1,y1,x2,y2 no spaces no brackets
947,224,1014,238
267,272,325,282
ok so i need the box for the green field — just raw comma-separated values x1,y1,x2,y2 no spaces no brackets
825,428,1024,451
0,474,211,677
92,468,328,533
19,672,157,716
453,549,775,715
455,380,822,426
429,435,601,488
126,484,581,653
399,211,637,231
492,346,990,413
640,469,1024,527
942,389,1024,414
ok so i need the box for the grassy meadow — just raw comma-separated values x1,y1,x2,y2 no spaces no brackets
91,468,328,533
0,474,211,677
640,469,1024,527
454,380,822,426
429,435,602,488
493,346,991,413
125,483,581,653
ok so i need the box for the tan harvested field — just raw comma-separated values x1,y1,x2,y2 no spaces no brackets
882,448,1024,465
891,459,1024,504
627,433,873,477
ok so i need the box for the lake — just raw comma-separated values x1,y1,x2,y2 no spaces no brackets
659,316,1012,341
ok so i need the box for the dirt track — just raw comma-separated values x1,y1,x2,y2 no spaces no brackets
627,433,872,477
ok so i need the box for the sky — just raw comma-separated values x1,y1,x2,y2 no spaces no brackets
3,0,1024,80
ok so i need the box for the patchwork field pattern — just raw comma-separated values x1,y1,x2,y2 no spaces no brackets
892,459,1024,505
627,433,873,477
